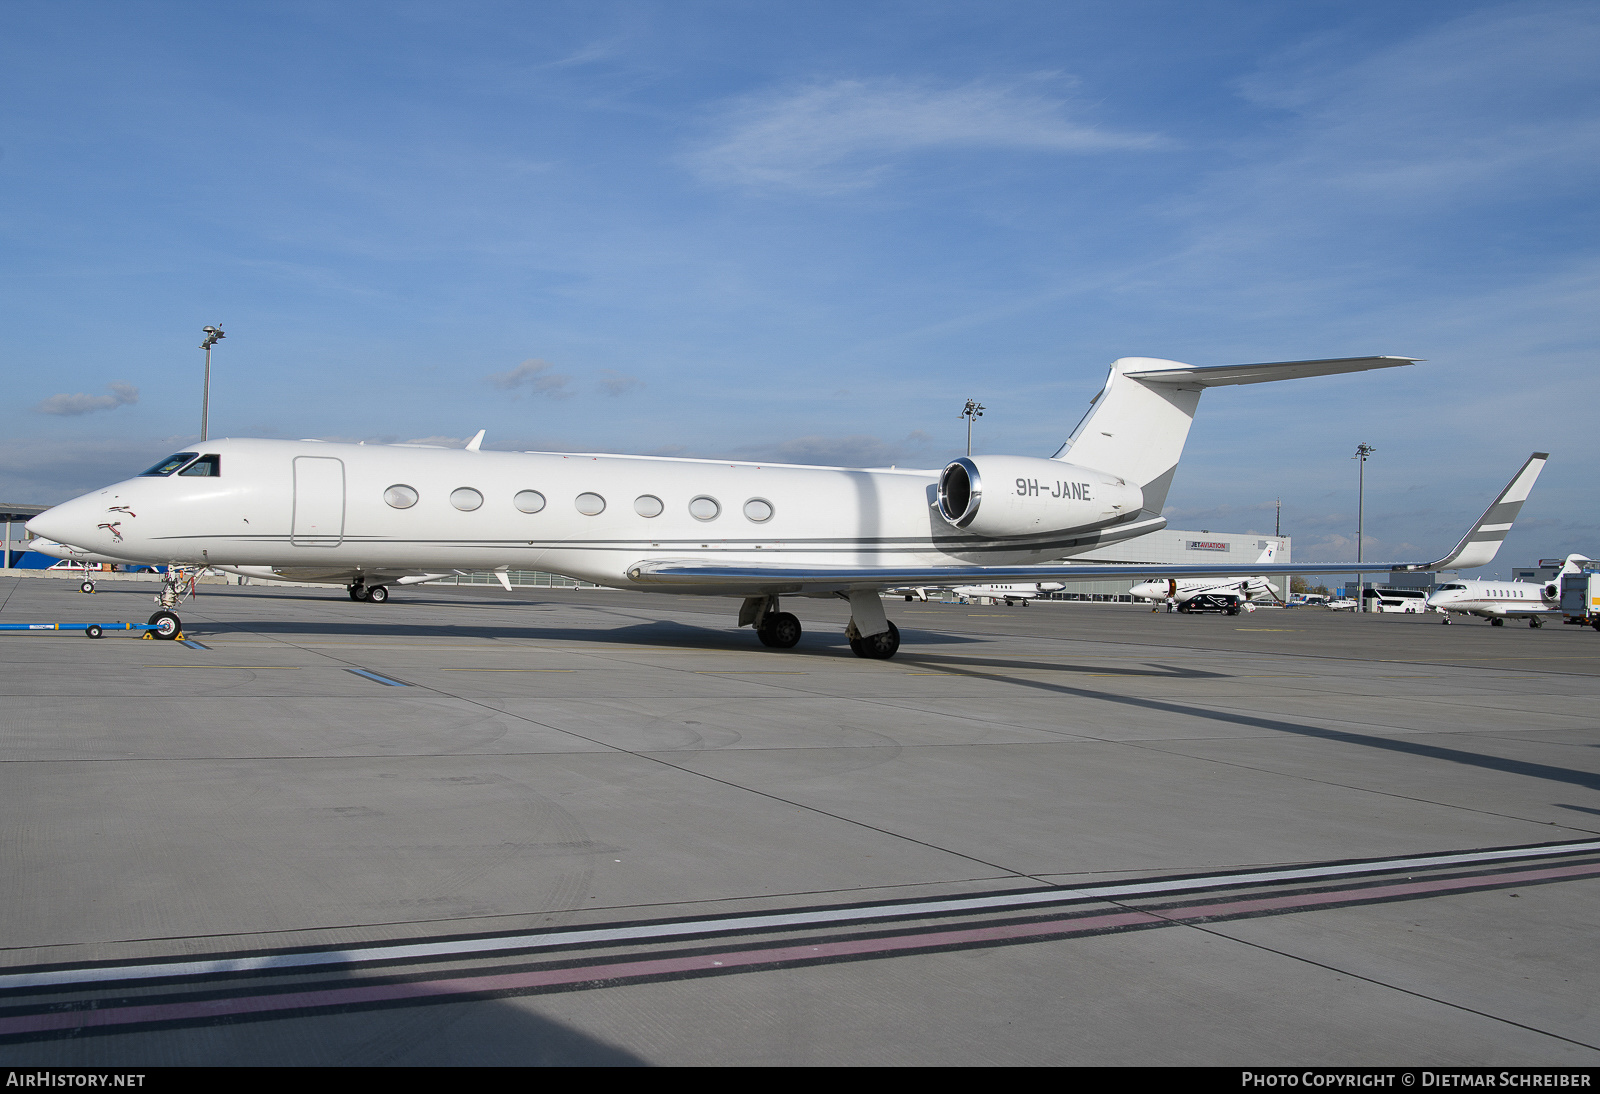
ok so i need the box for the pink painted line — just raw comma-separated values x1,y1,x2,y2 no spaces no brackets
0,910,1160,1038
7,861,1598,1039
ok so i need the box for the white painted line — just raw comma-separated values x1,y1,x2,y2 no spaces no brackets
5,839,1597,992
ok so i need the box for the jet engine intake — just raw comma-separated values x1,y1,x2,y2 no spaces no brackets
936,456,1142,538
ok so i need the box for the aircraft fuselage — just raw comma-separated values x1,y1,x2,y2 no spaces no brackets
29,438,1152,595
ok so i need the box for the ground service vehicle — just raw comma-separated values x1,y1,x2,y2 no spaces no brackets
1179,593,1242,615
1560,573,1600,630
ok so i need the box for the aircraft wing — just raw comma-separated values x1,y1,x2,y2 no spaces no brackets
627,453,1547,592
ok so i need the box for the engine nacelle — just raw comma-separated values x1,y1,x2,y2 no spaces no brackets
936,456,1143,537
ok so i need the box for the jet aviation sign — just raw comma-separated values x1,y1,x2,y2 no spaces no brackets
1187,540,1231,552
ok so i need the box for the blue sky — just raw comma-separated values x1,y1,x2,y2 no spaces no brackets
2,0,1595,568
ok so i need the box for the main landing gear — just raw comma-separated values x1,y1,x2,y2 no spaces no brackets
347,582,390,603
756,611,802,648
738,591,903,659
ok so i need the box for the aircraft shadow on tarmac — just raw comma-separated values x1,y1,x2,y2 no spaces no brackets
904,660,1600,795
7,965,652,1066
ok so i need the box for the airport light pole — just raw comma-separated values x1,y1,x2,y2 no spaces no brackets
199,325,225,442
961,399,985,456
1353,442,1375,613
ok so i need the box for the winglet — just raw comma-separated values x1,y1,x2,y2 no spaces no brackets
1423,452,1548,572
465,430,486,452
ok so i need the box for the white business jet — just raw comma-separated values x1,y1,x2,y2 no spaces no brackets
27,354,1546,659
1426,554,1591,627
950,581,1066,605
1128,542,1283,606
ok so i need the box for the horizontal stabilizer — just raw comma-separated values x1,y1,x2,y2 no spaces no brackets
1122,356,1420,387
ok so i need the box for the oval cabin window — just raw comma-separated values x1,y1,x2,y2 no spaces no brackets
384,485,418,509
634,495,664,518
688,496,720,521
743,498,773,523
450,488,483,512
514,490,546,514
575,492,606,516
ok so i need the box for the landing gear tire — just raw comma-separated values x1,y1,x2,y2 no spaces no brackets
80,581,95,594
1441,615,1452,624
1530,618,1543,628
85,624,103,639
349,583,366,601
756,611,802,649
848,620,901,660
147,611,181,640
1491,617,1504,626
366,584,389,604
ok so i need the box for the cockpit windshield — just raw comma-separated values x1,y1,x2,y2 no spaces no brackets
141,453,199,477
178,454,221,477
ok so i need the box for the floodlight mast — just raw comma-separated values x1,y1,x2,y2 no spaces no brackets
1353,442,1375,613
961,399,985,457
199,325,225,441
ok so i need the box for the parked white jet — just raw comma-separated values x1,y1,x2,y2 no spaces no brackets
1426,555,1591,627
1128,542,1283,606
27,354,1546,659
951,581,1066,605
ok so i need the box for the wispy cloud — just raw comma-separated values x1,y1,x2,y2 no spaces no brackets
34,383,139,416
689,78,1164,192
597,369,642,396
486,359,573,399
1158,5,1600,288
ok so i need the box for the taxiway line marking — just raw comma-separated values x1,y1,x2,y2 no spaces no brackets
344,668,410,687
6,858,1598,1040
4,839,1597,994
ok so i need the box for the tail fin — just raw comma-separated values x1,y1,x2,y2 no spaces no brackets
1053,355,1418,513
1425,452,1548,571
1256,541,1279,565
1559,554,1592,576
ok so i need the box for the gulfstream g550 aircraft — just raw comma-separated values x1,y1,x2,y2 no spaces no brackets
27,354,1546,659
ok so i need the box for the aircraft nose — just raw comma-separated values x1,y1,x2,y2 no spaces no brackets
26,493,106,549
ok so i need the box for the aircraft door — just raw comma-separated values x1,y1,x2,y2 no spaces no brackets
291,456,345,547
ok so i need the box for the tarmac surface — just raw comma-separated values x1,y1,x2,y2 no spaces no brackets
1,575,1597,1066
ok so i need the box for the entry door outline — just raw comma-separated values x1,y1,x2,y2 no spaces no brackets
291,457,345,547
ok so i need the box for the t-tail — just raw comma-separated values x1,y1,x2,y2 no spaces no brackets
1052,356,1419,514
